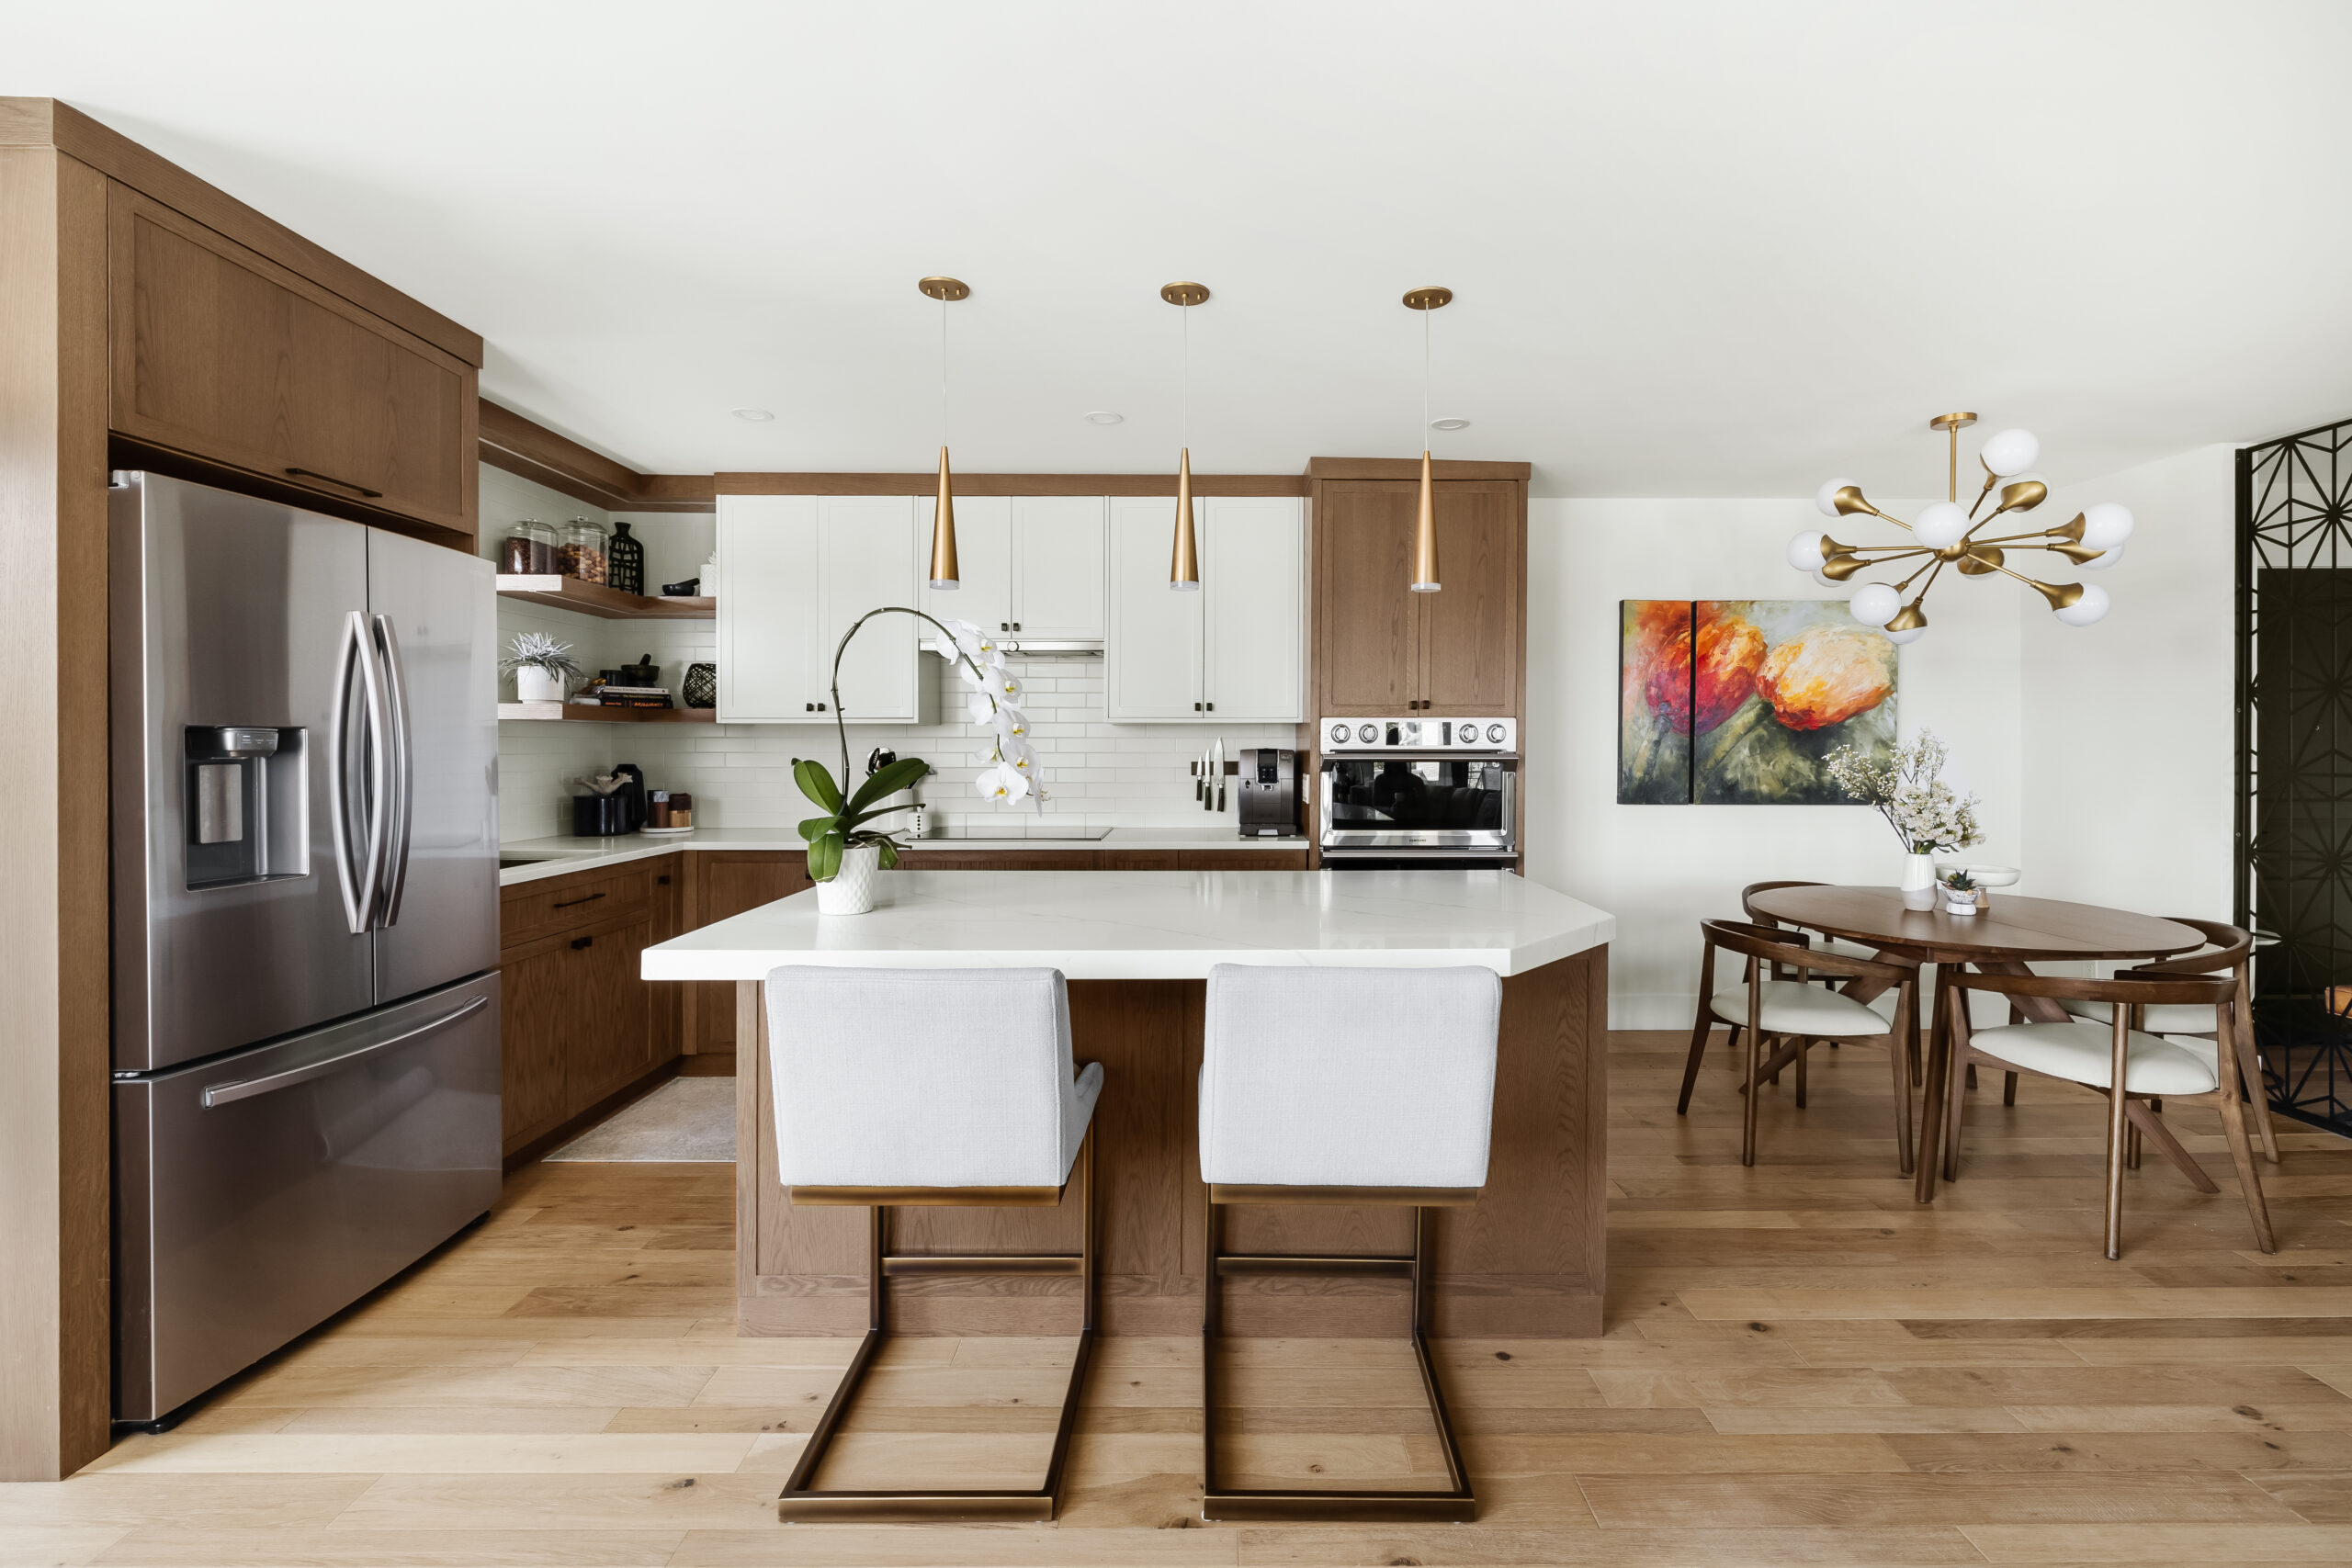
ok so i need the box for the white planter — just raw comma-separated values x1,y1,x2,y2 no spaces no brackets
1943,889,1984,916
817,843,881,915
1899,852,1937,910
515,666,567,704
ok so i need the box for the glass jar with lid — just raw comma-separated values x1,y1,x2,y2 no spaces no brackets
498,518,557,575
559,517,609,584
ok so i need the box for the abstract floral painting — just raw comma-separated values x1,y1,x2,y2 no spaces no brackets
1618,600,1898,805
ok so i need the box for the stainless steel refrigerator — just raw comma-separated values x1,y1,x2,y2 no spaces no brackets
109,471,502,1425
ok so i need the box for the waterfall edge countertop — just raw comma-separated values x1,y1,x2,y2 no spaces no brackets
639,868,1615,981
498,824,1306,887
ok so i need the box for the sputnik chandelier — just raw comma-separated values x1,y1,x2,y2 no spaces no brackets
1786,412,2134,642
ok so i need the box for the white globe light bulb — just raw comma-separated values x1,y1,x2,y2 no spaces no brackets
1980,428,2040,477
2079,502,2134,550
1849,581,1901,626
1786,530,1828,571
1815,478,1856,518
2054,583,2110,627
1883,624,1927,645
2081,545,2124,570
1812,568,1837,587
1913,501,1970,549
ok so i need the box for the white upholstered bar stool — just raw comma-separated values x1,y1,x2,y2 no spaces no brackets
1197,963,1501,1524
764,967,1103,1523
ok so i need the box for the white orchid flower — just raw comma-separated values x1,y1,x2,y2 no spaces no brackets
992,705,1029,740
976,761,1031,802
966,692,995,724
956,658,991,691
995,674,1022,700
1001,736,1038,773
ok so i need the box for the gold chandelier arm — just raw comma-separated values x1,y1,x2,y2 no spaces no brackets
1968,526,2069,548
1894,556,1942,594
1964,465,2000,522
1846,542,1929,558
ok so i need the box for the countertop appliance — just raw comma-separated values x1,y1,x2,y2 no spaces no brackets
1317,716,1518,866
1236,748,1301,838
109,472,501,1426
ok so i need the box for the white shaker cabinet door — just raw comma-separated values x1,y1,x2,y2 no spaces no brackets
716,494,820,722
916,494,1012,635
1203,496,1304,722
1105,495,1204,720
820,495,922,722
1011,496,1106,640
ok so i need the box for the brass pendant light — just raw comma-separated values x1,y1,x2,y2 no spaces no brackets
1404,286,1453,592
918,275,969,589
1162,281,1209,590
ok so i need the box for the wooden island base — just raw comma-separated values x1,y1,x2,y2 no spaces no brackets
733,946,1608,1340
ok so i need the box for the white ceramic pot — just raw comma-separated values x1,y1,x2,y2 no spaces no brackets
1943,888,1983,916
1900,852,1937,910
515,666,567,703
817,843,881,915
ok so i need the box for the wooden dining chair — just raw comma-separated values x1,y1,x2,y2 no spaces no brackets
1679,919,1922,1171
2052,919,2279,1167
1940,958,2273,1260
1740,881,1917,1082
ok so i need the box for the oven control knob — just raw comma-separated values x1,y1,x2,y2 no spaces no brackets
1357,724,1377,744
1329,723,1351,745
1460,727,1480,746
1486,723,1507,744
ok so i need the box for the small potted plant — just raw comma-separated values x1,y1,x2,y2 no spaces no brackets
1939,867,1983,916
502,631,582,704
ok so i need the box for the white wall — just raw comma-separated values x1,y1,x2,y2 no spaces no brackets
2019,445,2236,921
1523,496,2025,1028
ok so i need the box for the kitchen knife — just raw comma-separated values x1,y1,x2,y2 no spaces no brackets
1214,738,1226,812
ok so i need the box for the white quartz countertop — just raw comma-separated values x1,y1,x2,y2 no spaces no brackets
498,826,1305,886
639,869,1614,981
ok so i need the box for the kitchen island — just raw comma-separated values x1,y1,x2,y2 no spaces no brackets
641,869,1615,1338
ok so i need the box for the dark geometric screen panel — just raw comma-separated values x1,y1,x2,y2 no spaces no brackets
2240,420,2352,1134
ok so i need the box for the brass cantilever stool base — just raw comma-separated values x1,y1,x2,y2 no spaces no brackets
776,1127,1096,1523
1201,1182,1477,1523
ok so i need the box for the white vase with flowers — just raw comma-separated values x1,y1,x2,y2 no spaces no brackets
1826,730,1985,911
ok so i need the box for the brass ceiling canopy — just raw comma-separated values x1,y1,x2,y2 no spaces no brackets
917,276,969,302
1790,412,2135,637
1159,281,1210,308
1402,287,1453,311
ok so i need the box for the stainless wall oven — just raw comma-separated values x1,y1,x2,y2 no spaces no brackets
1317,716,1517,865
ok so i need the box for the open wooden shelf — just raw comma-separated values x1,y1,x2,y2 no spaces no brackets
494,574,715,619
498,703,716,724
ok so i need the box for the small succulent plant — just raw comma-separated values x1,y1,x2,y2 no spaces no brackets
501,631,583,678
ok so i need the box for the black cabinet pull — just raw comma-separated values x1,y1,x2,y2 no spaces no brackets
817,701,828,711
551,891,606,909
571,935,594,950
804,702,813,712
284,467,383,499
1193,701,1203,712
1000,621,1009,632
656,874,671,886
1012,621,1021,631
1205,702,1215,712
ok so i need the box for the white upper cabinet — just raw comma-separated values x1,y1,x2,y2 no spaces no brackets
717,494,819,722
1106,494,1303,723
717,493,924,724
1203,496,1304,722
1010,496,1106,639
916,495,1012,633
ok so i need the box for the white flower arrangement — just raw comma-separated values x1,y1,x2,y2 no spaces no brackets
1825,728,1984,854
936,615,1047,810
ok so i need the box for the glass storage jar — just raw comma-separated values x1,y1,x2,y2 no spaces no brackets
499,518,557,575
559,517,609,583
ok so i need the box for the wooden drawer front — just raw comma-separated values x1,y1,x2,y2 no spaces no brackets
502,865,652,951
1180,850,1309,870
109,187,473,534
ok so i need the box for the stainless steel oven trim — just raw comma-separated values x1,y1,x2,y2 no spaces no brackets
1317,751,1518,853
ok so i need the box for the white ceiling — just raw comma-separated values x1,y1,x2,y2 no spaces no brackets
11,1,2352,495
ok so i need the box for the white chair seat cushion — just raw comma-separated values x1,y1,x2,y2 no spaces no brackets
1199,964,1501,1190
2059,996,2220,1035
1968,1020,2221,1096
766,966,1101,1189
1815,939,1882,963
1710,981,1889,1038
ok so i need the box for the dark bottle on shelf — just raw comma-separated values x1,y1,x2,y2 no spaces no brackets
607,520,645,595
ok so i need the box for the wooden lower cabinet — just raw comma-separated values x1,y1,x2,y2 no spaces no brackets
686,851,813,1055
497,854,681,1156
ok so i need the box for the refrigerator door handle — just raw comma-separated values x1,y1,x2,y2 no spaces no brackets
325,611,387,934
372,613,415,927
198,995,490,1109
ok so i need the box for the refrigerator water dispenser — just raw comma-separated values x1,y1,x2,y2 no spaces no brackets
184,725,308,888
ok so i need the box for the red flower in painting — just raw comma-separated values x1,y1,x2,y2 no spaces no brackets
1627,601,1692,726
1693,610,1767,732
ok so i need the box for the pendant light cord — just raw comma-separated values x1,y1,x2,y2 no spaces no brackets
939,298,949,449
1421,306,1431,446
1182,303,1190,450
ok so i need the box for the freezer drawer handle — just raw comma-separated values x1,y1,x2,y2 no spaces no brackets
551,892,606,909
571,935,594,950
285,467,384,499
199,996,490,1110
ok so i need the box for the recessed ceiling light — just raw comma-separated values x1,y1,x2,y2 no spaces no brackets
1084,410,1125,425
732,408,775,422
1430,416,1471,431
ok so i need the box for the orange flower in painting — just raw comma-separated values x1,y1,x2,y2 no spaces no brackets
1693,611,1766,732
1758,623,1896,731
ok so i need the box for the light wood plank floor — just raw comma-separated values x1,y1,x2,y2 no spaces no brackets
7,1029,2351,1565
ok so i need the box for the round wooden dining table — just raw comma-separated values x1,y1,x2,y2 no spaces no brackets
1742,886,2206,1203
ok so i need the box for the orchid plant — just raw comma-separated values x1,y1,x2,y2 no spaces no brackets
791,606,1046,882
